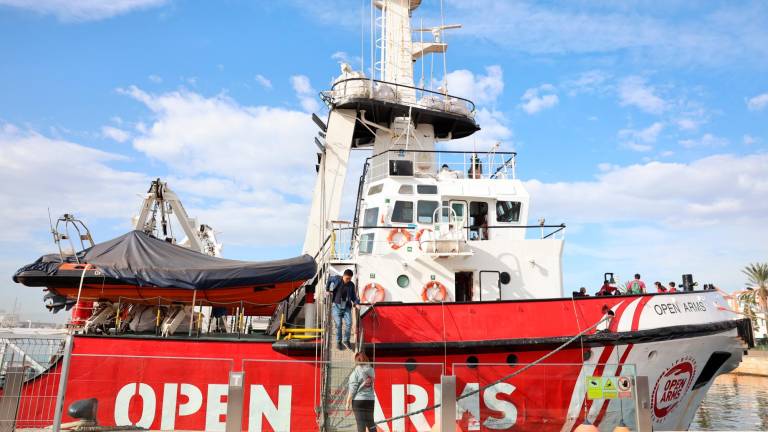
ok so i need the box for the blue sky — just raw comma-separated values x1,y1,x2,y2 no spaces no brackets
1,0,767,320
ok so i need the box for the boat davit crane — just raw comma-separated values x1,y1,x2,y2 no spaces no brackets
132,178,222,257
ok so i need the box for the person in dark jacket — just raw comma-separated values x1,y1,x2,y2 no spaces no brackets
326,269,359,350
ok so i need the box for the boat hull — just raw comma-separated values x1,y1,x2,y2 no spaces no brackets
14,266,307,315
7,291,747,431
35,332,741,431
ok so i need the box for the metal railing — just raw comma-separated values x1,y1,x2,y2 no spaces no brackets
0,336,66,431
365,149,517,183
334,223,566,259
321,77,477,116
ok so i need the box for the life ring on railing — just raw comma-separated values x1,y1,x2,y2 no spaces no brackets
415,228,434,250
421,281,448,302
387,228,412,250
361,282,385,303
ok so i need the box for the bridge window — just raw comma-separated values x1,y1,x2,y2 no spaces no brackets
496,201,521,223
359,233,374,254
391,201,414,223
417,184,438,194
389,160,414,176
368,184,383,195
364,207,379,226
417,200,439,224
398,184,413,194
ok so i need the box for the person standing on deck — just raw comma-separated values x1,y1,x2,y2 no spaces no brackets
346,351,376,432
326,269,359,350
626,274,646,294
597,280,617,296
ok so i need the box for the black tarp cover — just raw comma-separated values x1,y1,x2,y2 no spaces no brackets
79,230,316,289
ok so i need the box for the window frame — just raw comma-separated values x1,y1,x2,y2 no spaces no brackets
367,184,384,196
417,200,440,224
495,200,522,223
363,207,380,226
416,184,438,194
391,200,414,223
358,233,375,254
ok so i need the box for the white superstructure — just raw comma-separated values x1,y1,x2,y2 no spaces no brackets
302,0,565,310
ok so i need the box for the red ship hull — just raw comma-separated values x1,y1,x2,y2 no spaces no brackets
7,291,748,431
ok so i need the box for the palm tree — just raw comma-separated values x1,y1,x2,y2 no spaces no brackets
740,263,768,338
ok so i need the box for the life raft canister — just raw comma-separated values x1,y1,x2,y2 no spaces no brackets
421,281,447,302
387,228,412,250
361,282,385,303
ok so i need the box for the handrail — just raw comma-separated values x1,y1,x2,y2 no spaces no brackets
326,77,477,114
367,148,517,159
338,224,566,231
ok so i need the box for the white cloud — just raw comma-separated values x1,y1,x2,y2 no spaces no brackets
743,134,758,145
290,75,320,113
519,84,559,114
618,122,664,152
0,0,168,22
119,86,319,246
444,65,504,105
330,51,363,67
101,125,130,143
441,0,768,68
254,74,272,89
526,153,768,225
442,108,513,152
561,70,611,96
331,51,348,62
678,133,729,148
618,76,666,114
525,153,768,291
148,74,162,84
675,118,700,131
747,92,768,111
0,123,147,242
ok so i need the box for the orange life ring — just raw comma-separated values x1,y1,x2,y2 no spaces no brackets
421,281,448,302
415,228,433,242
387,228,412,249
360,282,385,303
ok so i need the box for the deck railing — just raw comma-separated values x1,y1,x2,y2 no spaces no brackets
332,224,566,260
321,77,477,116
365,148,517,184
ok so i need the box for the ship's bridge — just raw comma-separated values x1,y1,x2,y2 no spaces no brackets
347,147,537,256
326,148,566,304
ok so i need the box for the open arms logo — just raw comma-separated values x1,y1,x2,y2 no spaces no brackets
651,356,697,422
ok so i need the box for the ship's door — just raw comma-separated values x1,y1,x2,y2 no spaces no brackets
449,200,467,240
455,271,473,302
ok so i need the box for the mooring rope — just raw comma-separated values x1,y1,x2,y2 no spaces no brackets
374,313,612,426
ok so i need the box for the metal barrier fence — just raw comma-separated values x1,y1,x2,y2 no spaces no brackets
0,336,66,431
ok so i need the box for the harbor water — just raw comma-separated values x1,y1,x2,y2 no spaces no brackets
693,373,768,431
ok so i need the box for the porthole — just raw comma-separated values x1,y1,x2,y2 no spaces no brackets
648,350,658,360
397,274,410,288
583,350,592,361
467,356,479,369
500,272,511,285
506,353,518,366
405,358,417,371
